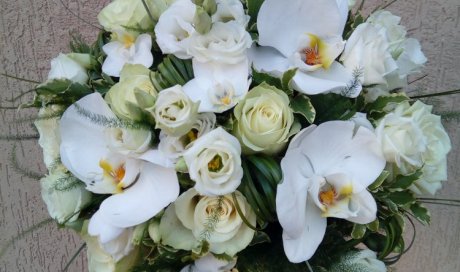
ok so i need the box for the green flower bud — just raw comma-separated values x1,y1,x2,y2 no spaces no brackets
194,6,212,34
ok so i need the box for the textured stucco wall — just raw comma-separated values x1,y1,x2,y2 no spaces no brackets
0,0,458,271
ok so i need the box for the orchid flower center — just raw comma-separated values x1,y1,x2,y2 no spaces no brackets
304,46,321,66
121,33,136,48
318,182,353,210
300,33,336,70
208,154,224,172
319,186,337,206
99,159,126,192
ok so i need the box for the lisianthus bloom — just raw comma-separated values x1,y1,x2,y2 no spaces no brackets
48,53,92,84
250,0,361,97
60,93,179,244
183,127,243,196
102,32,153,77
277,121,385,262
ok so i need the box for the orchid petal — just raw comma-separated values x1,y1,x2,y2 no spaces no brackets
95,162,179,228
347,190,378,224
282,198,327,263
292,62,361,97
248,45,290,77
88,213,125,244
257,0,345,57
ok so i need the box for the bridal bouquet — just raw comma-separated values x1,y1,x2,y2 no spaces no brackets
29,0,452,271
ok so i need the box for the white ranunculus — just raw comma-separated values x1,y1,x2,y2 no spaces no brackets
213,0,249,26
188,21,252,64
159,113,216,163
277,121,386,262
34,105,64,169
159,188,256,256
181,253,237,272
153,85,199,136
329,250,387,272
366,10,427,91
154,0,196,59
102,33,153,77
41,165,92,224
48,53,90,84
81,221,140,272
340,23,398,86
375,101,451,195
183,59,250,113
183,127,243,196
60,93,179,244
250,0,361,97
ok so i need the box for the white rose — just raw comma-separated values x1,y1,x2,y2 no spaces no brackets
188,21,252,64
34,105,64,169
367,11,427,91
155,0,196,59
181,253,237,272
183,127,243,196
81,221,140,272
97,0,153,32
159,188,256,256
40,165,92,224
153,85,199,136
341,23,398,86
159,113,216,163
105,128,152,157
213,0,249,27
375,101,451,194
48,53,90,84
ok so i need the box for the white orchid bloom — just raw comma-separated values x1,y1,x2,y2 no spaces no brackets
102,33,153,77
277,121,385,263
184,60,250,113
154,0,196,59
60,93,179,244
250,0,361,97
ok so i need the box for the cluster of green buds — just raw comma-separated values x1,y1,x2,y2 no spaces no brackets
192,0,218,34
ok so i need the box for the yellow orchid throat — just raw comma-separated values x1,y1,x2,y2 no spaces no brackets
99,159,126,193
318,183,353,216
303,34,334,70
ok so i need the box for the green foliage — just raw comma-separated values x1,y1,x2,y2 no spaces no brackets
310,93,356,123
239,155,282,223
152,56,194,91
290,94,316,124
251,68,297,97
199,197,224,240
409,203,431,225
364,92,409,121
53,175,84,192
351,224,367,240
245,0,265,31
24,79,92,108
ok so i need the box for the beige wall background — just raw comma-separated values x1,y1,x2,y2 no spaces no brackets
0,0,458,271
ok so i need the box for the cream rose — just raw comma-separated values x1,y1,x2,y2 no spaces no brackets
341,23,398,86
233,83,299,155
183,127,242,196
105,127,152,157
188,21,252,64
153,85,199,136
48,53,91,84
375,101,451,194
97,0,154,32
159,188,256,256
40,165,92,224
105,64,158,121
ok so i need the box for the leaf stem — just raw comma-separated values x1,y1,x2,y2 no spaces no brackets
410,89,460,99
62,243,86,272
1,73,40,84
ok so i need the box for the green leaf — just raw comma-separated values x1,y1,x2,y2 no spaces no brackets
365,93,409,119
368,170,390,191
25,79,92,107
389,170,422,190
290,94,316,124
387,191,416,206
249,231,271,246
310,93,355,123
383,199,399,214
281,68,297,96
251,68,282,90
410,202,431,225
367,219,380,232
246,0,265,26
351,224,367,239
